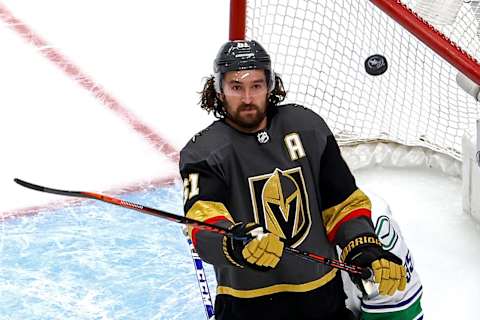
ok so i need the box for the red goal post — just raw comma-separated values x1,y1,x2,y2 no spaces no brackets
229,0,480,161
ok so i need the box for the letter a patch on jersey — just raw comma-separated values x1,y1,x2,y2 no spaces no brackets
248,167,312,248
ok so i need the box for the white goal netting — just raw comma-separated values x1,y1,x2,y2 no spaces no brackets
246,0,480,160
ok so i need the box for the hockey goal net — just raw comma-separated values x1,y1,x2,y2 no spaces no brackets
235,0,480,160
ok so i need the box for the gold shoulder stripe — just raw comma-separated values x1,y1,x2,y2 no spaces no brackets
216,268,337,298
185,200,234,238
321,189,371,236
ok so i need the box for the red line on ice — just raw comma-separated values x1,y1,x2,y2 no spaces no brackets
0,3,180,163
0,3,182,217
1,175,179,220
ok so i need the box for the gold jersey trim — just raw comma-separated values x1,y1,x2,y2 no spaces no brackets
185,200,234,238
322,189,371,235
216,268,338,298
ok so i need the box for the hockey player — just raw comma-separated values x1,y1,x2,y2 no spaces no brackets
343,191,423,320
179,40,407,320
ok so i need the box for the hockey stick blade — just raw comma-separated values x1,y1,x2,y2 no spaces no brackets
14,178,88,198
14,178,371,279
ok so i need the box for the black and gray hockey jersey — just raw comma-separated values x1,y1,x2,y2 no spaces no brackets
179,104,375,298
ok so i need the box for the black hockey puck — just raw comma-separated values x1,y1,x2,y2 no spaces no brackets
365,54,388,76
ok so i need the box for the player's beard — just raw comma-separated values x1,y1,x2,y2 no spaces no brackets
224,102,268,131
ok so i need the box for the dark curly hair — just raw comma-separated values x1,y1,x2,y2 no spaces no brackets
199,73,287,119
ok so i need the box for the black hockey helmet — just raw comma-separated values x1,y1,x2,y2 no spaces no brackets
213,40,275,93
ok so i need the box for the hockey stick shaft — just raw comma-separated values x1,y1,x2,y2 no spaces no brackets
186,236,215,319
14,178,370,278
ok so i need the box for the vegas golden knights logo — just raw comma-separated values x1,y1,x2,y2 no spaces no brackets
248,167,311,248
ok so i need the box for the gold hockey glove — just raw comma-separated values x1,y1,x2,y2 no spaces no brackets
341,234,407,296
224,222,284,271
371,258,407,296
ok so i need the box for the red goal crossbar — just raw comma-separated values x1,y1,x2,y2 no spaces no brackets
370,0,480,85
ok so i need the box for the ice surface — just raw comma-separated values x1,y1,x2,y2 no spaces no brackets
1,167,479,319
0,0,225,212
355,166,480,319
0,186,217,319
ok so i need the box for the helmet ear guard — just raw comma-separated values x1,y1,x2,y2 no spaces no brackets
213,72,222,94
213,40,275,94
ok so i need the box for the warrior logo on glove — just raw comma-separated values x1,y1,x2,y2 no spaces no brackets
248,167,312,248
341,234,407,296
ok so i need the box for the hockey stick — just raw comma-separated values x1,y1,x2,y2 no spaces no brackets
14,178,371,279
185,234,215,320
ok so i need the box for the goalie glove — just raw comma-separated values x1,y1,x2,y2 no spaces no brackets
341,234,407,296
224,222,284,271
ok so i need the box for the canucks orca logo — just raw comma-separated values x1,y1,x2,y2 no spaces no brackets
248,167,311,248
375,215,399,251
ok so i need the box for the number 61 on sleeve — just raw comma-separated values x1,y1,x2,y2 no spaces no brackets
183,173,199,203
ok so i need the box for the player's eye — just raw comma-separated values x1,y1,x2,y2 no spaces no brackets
253,82,266,90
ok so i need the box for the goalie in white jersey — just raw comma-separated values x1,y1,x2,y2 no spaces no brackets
343,191,423,320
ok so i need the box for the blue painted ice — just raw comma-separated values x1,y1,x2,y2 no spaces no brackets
0,184,216,320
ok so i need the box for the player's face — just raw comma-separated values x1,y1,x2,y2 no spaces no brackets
220,69,269,133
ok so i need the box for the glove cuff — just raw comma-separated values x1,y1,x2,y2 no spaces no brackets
340,233,382,264
222,236,244,268
222,222,247,268
341,233,403,268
